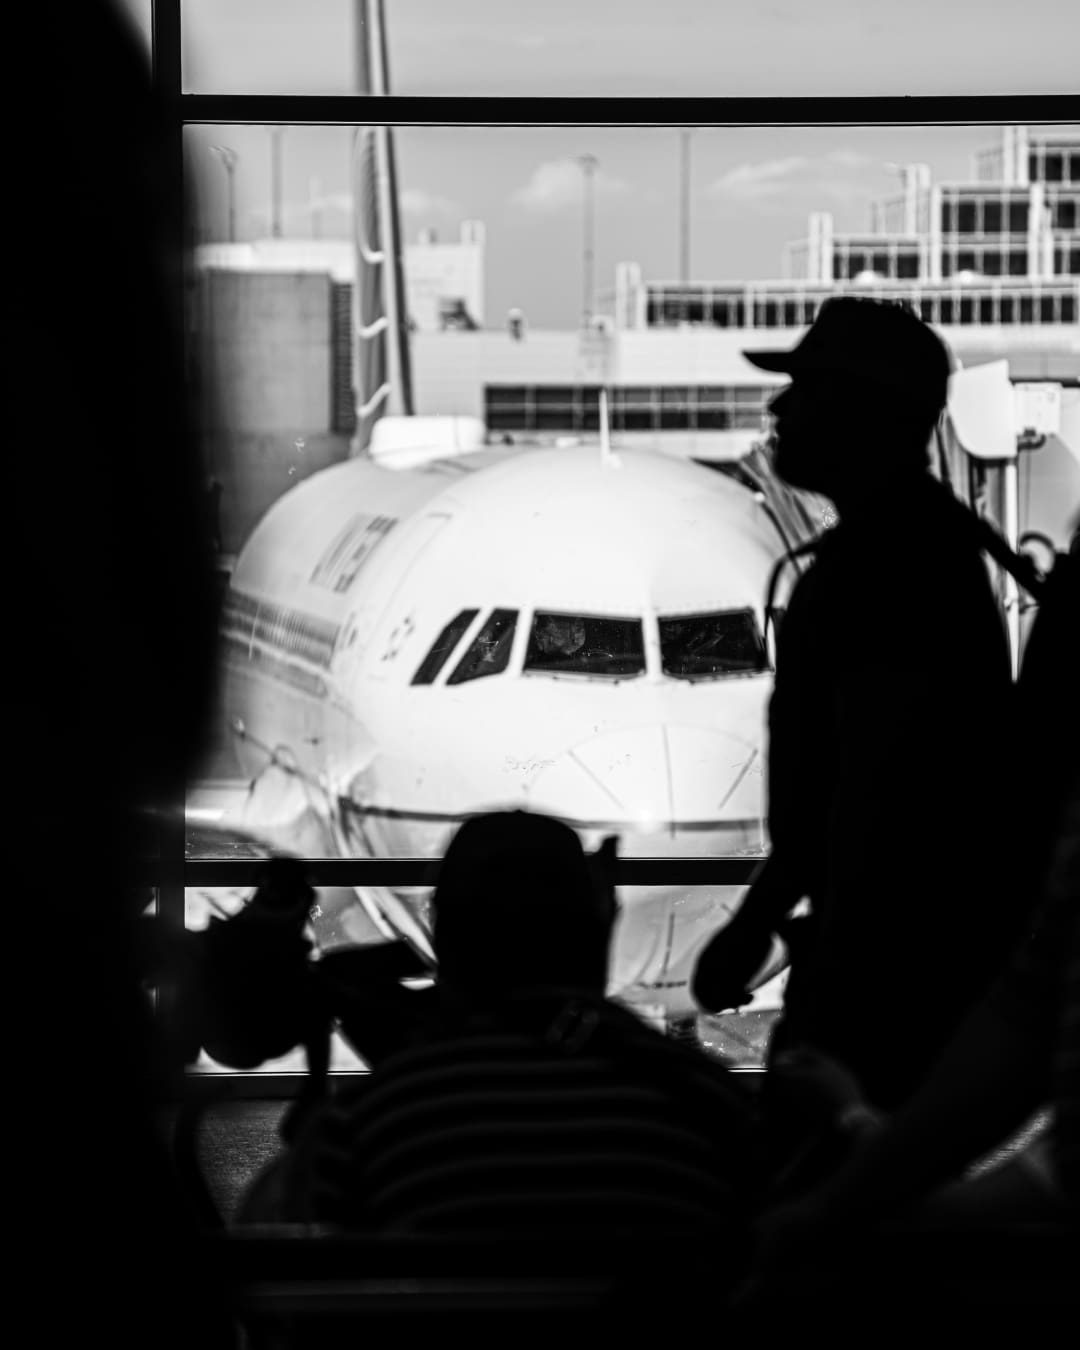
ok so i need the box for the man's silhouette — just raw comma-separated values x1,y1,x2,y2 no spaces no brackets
694,297,1028,1111
241,811,755,1236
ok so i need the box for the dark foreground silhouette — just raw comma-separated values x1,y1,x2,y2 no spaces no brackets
233,812,758,1244
696,298,1034,1114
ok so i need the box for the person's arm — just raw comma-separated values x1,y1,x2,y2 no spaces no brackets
799,998,1044,1226
740,1004,1040,1298
691,854,802,1011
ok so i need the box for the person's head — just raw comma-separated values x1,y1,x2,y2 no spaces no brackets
744,298,951,506
432,811,618,999
535,614,587,656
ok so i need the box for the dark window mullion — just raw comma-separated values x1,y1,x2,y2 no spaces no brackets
177,93,1078,128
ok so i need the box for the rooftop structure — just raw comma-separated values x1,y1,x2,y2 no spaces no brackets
195,220,485,333
616,127,1079,332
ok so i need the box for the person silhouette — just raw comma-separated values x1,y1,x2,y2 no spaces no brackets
693,297,1030,1115
18,6,227,1346
239,811,756,1238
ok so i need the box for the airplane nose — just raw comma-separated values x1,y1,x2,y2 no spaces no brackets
525,725,766,1015
525,725,762,830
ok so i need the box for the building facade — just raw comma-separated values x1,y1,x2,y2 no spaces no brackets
618,127,1079,334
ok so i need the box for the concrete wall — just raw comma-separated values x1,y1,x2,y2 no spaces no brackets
203,430,351,557
199,269,334,432
195,269,351,555
411,330,588,417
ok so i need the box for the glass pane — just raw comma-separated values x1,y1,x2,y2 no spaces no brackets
1008,200,1029,233
524,613,646,677
185,120,1079,888
1043,153,1064,183
183,878,783,1073
659,609,770,680
446,608,517,683
179,0,1078,96
411,607,480,684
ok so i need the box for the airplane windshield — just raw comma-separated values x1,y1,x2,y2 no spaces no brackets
659,609,769,680
412,608,479,685
447,609,517,684
525,613,646,678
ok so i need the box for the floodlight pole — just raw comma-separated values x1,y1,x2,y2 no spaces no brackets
679,129,693,283
270,127,285,237
210,145,239,242
578,153,599,328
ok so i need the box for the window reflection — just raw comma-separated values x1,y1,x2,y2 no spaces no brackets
660,610,770,681
525,613,645,679
412,608,479,685
447,608,517,684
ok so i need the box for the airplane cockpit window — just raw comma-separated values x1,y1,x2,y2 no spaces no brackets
446,608,518,684
524,613,646,678
411,608,480,685
659,609,770,680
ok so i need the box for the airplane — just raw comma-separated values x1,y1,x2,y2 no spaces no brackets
212,401,825,1027
203,356,1069,1034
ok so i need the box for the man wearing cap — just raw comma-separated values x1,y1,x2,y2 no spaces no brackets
240,811,756,1238
695,297,1028,1113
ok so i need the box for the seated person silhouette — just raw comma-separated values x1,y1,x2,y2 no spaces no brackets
239,811,756,1237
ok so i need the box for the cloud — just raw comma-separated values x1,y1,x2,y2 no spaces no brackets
512,159,628,213
706,149,882,209
310,192,353,214
826,149,872,169
706,157,809,202
400,188,461,216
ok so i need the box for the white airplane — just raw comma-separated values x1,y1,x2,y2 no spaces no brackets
213,406,823,1024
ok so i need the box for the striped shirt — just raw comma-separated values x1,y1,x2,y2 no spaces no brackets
271,994,756,1237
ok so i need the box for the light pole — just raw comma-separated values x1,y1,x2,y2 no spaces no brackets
578,153,598,328
210,145,238,242
270,127,285,238
679,129,694,284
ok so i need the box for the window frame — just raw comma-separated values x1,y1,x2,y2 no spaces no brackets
152,0,1076,1085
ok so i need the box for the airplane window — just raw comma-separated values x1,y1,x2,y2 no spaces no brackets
411,608,480,685
446,608,518,685
659,609,770,680
524,613,646,678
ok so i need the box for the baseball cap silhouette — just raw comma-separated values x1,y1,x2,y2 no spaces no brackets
743,296,951,419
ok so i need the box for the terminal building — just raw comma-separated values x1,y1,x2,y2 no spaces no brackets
192,126,1078,555
622,126,1077,333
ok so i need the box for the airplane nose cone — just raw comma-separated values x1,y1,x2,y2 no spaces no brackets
663,724,762,824
526,726,672,825
525,725,767,1016
525,725,762,829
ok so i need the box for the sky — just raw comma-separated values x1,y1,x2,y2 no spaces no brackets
124,0,1080,327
